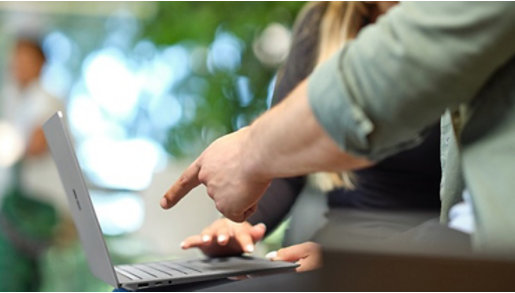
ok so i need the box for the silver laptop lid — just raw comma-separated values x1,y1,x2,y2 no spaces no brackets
43,111,118,287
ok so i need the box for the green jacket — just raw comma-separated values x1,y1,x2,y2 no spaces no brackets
307,2,515,251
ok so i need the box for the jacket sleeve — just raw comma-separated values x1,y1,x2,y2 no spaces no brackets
307,2,515,161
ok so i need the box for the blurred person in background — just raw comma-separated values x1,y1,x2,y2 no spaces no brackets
0,36,63,291
178,1,442,272
1,37,61,156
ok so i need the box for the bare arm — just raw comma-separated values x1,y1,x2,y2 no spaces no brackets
247,80,372,180
161,80,371,222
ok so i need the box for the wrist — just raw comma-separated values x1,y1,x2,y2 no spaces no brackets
241,124,271,183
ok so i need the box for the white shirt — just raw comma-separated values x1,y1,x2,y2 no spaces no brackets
1,79,62,143
0,79,63,207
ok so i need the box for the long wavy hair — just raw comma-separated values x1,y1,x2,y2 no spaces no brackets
273,2,390,191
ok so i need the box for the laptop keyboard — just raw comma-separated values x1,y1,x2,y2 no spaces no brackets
115,256,293,283
115,261,203,281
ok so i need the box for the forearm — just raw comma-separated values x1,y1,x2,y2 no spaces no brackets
244,80,372,180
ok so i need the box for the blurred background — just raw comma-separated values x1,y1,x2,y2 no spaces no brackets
0,2,304,291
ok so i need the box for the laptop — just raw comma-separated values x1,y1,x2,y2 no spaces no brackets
42,111,297,291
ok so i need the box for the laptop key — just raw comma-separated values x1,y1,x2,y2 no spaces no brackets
159,262,190,275
117,265,156,280
145,263,174,277
149,262,185,276
160,261,202,275
175,263,203,273
115,267,141,280
135,263,174,279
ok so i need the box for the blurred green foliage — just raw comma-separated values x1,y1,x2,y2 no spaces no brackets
40,237,135,292
145,2,304,45
40,242,111,292
0,173,57,291
0,3,307,291
143,2,304,157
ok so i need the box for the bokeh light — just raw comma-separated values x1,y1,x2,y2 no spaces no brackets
78,137,166,191
0,121,25,168
91,190,145,236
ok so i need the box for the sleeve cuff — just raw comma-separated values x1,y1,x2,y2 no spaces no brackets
307,48,375,159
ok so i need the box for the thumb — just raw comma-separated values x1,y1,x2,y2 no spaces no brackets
267,244,309,263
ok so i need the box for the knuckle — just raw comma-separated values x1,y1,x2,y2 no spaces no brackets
215,201,225,214
178,174,190,188
206,187,215,199
198,169,208,184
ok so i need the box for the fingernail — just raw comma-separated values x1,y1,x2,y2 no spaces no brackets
265,251,277,260
160,197,169,208
202,235,211,243
245,244,254,253
180,241,186,248
256,223,267,230
217,235,227,243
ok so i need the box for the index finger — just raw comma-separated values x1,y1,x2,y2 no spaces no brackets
161,161,201,209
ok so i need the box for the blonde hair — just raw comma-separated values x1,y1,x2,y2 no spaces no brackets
309,2,371,191
317,2,368,64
